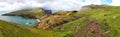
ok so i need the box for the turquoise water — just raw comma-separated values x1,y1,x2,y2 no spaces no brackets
0,11,38,27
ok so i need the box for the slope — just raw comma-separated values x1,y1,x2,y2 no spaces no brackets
52,5,120,37
0,20,52,37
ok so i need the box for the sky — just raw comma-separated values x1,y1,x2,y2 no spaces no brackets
0,0,120,12
101,0,112,4
42,0,120,12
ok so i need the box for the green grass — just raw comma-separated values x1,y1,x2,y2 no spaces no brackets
3,8,44,19
1,5,120,37
52,5,120,37
0,20,52,37
52,17,88,37
79,6,120,37
76,5,120,37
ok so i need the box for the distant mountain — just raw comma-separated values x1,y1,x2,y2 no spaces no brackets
2,8,45,19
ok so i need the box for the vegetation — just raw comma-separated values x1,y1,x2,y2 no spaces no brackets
35,10,80,30
51,5,120,37
0,20,52,37
2,8,44,19
0,5,120,37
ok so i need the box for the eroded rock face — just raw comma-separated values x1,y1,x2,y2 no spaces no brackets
36,20,50,29
34,10,79,30
34,11,65,30
35,15,65,30
41,8,52,15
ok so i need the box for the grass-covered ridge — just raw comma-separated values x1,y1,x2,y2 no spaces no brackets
51,5,120,37
0,20,52,37
2,8,44,19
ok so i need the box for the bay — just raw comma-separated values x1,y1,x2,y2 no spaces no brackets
0,11,38,27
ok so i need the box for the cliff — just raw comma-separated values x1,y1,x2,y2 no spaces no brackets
1,5,120,37
35,5,120,37
35,10,79,30
2,8,44,19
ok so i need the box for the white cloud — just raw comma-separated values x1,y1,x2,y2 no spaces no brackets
0,0,120,12
85,0,102,5
110,0,120,6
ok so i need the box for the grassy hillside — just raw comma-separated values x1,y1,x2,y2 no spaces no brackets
2,8,44,19
82,5,120,37
0,5,120,37
51,5,120,37
0,20,52,37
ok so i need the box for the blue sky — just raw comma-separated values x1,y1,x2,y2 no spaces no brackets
0,0,120,12
81,0,86,2
101,0,112,4
81,0,112,4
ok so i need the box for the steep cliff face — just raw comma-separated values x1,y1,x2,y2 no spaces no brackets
35,15,65,30
35,5,113,30
35,11,79,30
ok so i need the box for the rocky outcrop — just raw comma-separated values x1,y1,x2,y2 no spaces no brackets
34,11,80,30
35,15,65,30
41,8,52,15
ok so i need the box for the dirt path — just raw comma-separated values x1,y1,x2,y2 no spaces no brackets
73,19,103,37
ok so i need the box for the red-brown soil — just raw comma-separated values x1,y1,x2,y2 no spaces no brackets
73,19,103,37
